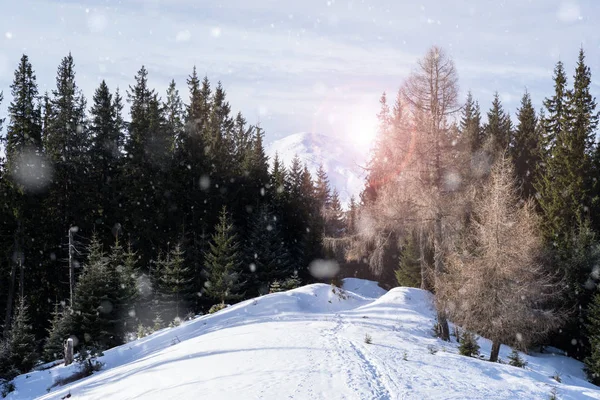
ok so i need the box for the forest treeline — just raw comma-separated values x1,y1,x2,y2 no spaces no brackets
4,42,600,388
0,53,349,381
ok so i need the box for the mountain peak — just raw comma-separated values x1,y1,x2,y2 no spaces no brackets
266,132,368,207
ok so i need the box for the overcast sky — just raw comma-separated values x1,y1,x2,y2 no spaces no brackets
1,0,599,143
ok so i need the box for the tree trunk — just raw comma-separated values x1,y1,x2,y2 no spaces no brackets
434,214,450,341
419,226,427,290
490,340,501,362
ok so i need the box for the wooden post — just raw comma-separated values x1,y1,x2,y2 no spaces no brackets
64,338,74,366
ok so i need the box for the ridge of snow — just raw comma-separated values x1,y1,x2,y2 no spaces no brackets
7,278,600,400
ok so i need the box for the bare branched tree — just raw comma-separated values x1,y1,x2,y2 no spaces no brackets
345,46,464,340
439,156,566,361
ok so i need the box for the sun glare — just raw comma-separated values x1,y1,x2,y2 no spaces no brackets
347,113,378,150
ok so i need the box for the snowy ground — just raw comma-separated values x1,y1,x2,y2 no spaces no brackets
7,279,600,399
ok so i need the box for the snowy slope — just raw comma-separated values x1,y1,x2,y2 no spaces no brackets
266,132,368,207
7,279,600,400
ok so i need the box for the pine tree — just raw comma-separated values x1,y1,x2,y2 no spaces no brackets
245,205,292,296
164,79,184,153
325,189,345,238
125,66,154,164
71,235,122,350
157,244,194,321
537,50,596,251
44,53,89,252
542,60,569,152
314,164,331,212
43,303,74,362
483,92,512,156
270,152,288,205
460,91,482,153
5,297,38,374
6,54,42,171
90,80,119,174
395,232,421,288
458,331,480,357
510,90,540,199
107,239,138,334
89,81,122,235
346,196,357,235
585,290,600,384
203,207,244,304
507,349,527,368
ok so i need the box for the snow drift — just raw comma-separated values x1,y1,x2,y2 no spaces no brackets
6,278,600,400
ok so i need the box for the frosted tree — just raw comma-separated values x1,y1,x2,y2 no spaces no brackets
440,156,565,361
350,46,463,340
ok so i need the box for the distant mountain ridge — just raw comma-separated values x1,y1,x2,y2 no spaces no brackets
266,132,369,208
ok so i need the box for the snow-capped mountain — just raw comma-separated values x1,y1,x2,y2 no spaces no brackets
266,132,369,208
9,279,599,399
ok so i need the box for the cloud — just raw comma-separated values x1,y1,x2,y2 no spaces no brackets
175,30,191,42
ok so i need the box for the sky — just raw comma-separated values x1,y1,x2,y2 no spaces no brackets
1,0,599,145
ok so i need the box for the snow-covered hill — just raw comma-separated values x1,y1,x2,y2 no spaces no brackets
7,279,600,400
266,132,368,207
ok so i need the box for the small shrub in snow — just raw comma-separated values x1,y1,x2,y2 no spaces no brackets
427,345,438,355
507,349,527,368
549,387,558,400
169,317,183,328
1,380,15,397
209,302,227,314
51,347,103,389
281,271,302,290
269,280,284,293
152,314,164,331
402,351,408,361
552,371,562,383
136,324,151,339
331,285,348,300
458,331,480,357
184,311,196,321
364,333,372,344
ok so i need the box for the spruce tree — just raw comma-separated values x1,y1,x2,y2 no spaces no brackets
542,60,569,152
89,81,122,236
107,239,138,334
458,331,480,358
43,303,74,362
5,297,38,374
245,205,292,296
537,50,596,250
71,235,122,350
314,164,331,212
164,79,184,153
6,54,42,171
203,207,244,304
510,91,540,199
157,244,194,321
395,233,421,288
585,290,600,384
483,92,512,156
346,196,357,235
326,189,345,238
460,91,482,153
